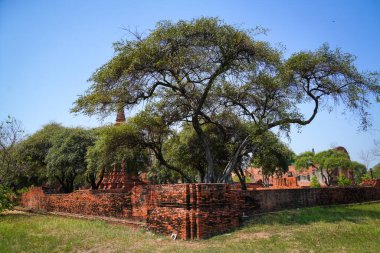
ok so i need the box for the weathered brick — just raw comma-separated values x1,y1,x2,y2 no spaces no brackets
20,179,380,240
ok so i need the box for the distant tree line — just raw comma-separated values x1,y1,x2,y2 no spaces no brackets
0,114,294,192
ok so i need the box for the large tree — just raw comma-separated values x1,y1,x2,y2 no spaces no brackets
45,128,95,193
15,123,66,188
295,149,364,186
72,18,379,183
250,131,294,187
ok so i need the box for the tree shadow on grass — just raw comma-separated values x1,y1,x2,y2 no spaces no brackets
243,202,380,227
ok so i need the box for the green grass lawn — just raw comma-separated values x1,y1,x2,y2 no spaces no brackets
1,203,380,253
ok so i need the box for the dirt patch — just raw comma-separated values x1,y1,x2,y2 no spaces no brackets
233,232,273,241
0,210,32,215
252,232,272,239
77,243,123,253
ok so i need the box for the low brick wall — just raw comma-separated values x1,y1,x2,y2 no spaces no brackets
20,188,133,218
234,185,380,216
46,190,132,218
20,179,380,240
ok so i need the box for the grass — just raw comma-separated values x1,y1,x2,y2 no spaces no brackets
1,203,380,253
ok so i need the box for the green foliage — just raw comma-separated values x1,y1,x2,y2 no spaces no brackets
310,175,320,188
337,175,352,187
361,174,371,181
145,164,182,184
162,123,238,182
372,163,380,179
0,185,15,212
314,150,350,170
295,148,356,186
86,124,150,188
294,151,315,171
14,123,66,189
87,124,147,170
161,125,209,182
351,161,367,183
283,44,380,130
251,131,293,179
45,128,95,192
316,150,351,186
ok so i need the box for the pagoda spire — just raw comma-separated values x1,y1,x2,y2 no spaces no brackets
115,103,126,125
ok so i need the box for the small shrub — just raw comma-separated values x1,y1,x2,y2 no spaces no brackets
310,175,321,188
338,175,351,187
361,174,371,181
0,185,15,212
16,187,30,195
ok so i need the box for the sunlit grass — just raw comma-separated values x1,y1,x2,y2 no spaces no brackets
1,203,380,252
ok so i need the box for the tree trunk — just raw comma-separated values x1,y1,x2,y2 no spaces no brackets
321,169,330,186
263,175,270,187
152,147,194,183
87,167,105,190
234,167,247,190
326,169,337,186
192,115,215,183
55,175,69,193
87,173,97,189
95,167,105,188
198,169,205,183
218,136,250,184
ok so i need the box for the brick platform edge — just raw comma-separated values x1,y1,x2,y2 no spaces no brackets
20,179,380,240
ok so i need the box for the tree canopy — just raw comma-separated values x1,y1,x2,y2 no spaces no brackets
72,18,380,183
15,123,66,188
251,131,294,186
295,148,366,186
45,128,95,193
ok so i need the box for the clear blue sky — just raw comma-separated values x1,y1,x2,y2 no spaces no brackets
1,0,379,166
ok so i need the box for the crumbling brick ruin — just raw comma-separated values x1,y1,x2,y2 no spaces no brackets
20,179,380,240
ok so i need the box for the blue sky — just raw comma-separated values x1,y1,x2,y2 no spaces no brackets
1,0,379,166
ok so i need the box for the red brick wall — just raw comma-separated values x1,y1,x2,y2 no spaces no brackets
20,187,47,210
130,185,152,220
361,179,380,188
191,184,239,239
273,177,298,188
146,184,240,239
230,183,262,190
20,179,380,240
46,190,131,218
146,184,196,239
21,187,132,218
232,183,380,216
